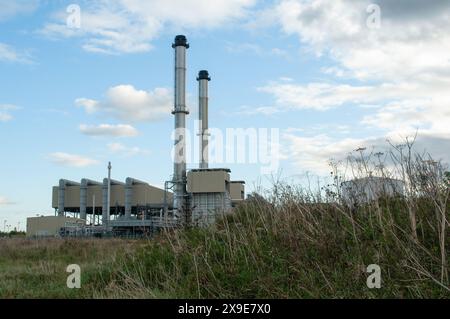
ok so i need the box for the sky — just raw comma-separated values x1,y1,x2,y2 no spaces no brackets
1,0,449,231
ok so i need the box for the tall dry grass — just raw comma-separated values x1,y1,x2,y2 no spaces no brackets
92,140,448,298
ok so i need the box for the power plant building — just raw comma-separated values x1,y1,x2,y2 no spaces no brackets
188,169,233,226
28,35,246,237
27,216,85,237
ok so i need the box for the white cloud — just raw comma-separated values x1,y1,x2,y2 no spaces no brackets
273,0,450,83
0,43,33,64
273,0,450,79
283,130,450,176
282,132,371,174
0,113,12,122
0,196,14,206
49,152,99,167
76,85,172,122
0,0,39,22
250,0,450,173
39,0,256,54
0,104,19,122
107,142,150,157
258,82,380,111
79,124,138,137
75,98,98,114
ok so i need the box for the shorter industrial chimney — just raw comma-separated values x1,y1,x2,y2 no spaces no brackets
197,70,211,169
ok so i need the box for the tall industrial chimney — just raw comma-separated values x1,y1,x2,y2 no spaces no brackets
197,70,211,169
172,35,189,216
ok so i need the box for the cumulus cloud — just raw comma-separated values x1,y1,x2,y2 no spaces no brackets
76,85,172,122
0,43,33,64
259,82,380,111
39,0,256,54
79,124,139,137
275,0,450,81
282,132,372,174
282,130,450,175
256,0,450,173
107,142,150,157
49,152,99,167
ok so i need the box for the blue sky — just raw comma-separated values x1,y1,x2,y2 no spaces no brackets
1,0,449,231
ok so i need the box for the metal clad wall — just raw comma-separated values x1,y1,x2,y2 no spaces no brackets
26,216,85,237
52,186,58,208
65,186,80,207
191,192,232,226
230,183,245,201
132,184,168,206
52,181,170,212
187,171,230,193
110,185,125,206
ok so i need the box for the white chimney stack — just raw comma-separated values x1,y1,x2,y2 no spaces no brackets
197,70,211,169
172,35,189,215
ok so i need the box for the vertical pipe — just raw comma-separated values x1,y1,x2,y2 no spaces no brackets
80,179,88,221
107,162,111,225
172,35,189,216
197,70,211,169
58,179,65,216
125,177,133,220
92,194,95,225
102,178,108,225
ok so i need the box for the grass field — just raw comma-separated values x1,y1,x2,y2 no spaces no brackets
0,238,144,298
0,193,448,298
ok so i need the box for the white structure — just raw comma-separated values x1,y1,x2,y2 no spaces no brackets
341,177,405,206
172,35,190,218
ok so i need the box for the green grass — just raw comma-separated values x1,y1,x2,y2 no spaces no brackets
1,193,447,298
0,238,142,298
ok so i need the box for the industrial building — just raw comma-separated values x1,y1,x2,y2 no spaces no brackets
341,176,405,206
26,216,85,237
27,35,245,237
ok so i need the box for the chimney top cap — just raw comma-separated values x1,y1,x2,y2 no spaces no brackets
172,35,189,48
197,70,211,81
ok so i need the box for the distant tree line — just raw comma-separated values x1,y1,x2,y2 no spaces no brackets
0,230,26,238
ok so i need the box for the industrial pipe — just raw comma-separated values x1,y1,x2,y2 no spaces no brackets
80,179,102,222
197,70,211,169
125,177,148,220
172,35,189,216
58,179,80,217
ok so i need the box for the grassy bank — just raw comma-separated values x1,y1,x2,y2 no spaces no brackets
1,194,447,298
93,194,448,298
